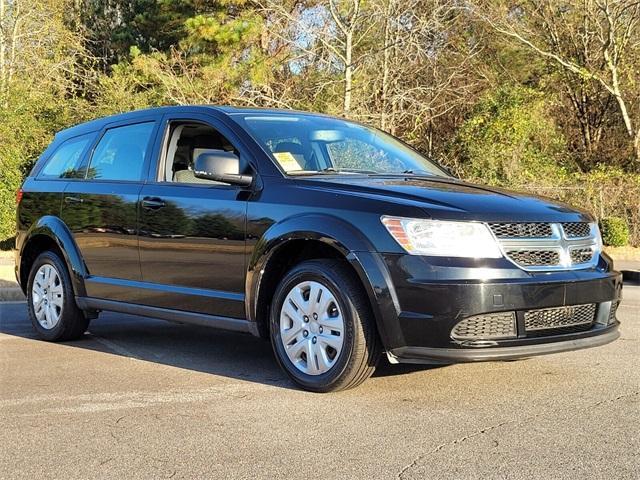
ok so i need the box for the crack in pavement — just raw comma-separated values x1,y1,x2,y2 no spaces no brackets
396,391,639,479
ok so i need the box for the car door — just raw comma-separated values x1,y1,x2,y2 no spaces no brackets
137,112,249,319
61,118,159,301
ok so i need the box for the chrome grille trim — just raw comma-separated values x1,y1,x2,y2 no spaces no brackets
569,246,595,264
561,222,591,238
524,304,596,331
505,249,560,266
489,223,553,238
488,222,600,271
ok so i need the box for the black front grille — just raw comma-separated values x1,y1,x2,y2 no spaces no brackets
561,222,591,238
525,323,594,338
524,304,596,332
506,249,560,267
489,223,553,238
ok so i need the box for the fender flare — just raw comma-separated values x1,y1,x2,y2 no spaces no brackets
17,216,88,297
245,213,400,347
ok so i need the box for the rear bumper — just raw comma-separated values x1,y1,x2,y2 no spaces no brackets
363,252,623,362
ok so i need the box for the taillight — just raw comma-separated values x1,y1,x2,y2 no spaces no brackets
16,188,23,205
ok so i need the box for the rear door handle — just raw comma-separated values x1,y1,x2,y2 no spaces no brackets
64,196,83,204
141,197,166,210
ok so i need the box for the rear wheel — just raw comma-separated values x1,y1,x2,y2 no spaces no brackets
270,259,381,392
27,251,89,341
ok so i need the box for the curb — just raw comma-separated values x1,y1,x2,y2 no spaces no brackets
622,270,640,284
0,287,25,302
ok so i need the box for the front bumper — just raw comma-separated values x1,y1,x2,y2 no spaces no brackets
372,253,623,364
388,325,619,363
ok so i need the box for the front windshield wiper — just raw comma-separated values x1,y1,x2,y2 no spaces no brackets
288,168,443,177
365,170,439,177
289,167,376,175
319,167,379,174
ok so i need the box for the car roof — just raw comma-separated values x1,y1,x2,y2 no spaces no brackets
54,105,337,142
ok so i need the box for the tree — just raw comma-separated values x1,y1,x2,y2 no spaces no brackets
478,0,640,162
452,85,571,185
0,0,90,241
259,0,375,116
79,0,198,70
362,0,481,153
102,2,270,106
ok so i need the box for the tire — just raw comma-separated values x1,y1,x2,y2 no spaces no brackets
270,259,381,392
27,250,89,342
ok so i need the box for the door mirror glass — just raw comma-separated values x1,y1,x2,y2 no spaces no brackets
193,150,252,186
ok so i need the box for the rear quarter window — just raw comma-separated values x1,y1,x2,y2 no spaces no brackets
39,134,93,179
87,122,155,181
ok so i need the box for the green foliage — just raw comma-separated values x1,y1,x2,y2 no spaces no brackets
0,83,88,241
80,0,198,64
600,217,630,247
453,86,572,186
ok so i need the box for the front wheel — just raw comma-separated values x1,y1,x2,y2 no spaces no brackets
270,259,381,392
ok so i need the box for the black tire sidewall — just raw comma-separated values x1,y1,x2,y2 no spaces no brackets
270,262,359,391
27,251,76,341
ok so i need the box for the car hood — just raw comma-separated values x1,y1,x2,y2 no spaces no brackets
298,175,592,222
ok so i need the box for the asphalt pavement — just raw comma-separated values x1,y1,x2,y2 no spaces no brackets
0,286,638,479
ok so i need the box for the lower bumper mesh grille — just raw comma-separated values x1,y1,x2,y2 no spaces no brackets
608,301,618,324
451,303,601,342
524,304,596,332
451,312,517,340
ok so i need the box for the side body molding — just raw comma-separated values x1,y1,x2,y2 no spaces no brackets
245,214,402,348
17,215,88,296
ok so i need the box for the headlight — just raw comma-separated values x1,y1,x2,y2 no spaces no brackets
381,216,502,258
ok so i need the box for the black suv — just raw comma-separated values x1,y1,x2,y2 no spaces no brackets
15,106,622,392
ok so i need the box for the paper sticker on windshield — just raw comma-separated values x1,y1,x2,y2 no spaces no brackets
273,151,302,172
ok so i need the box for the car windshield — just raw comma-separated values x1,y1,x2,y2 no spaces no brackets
234,114,448,177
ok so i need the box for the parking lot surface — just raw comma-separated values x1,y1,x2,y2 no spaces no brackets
1,286,638,479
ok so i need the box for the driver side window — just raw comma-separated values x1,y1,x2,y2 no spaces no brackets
161,122,239,184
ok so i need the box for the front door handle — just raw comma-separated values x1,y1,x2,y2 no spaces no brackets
64,196,83,204
141,197,166,210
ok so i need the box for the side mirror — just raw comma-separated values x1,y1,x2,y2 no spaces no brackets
193,150,253,187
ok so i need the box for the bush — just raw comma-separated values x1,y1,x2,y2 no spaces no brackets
600,217,630,247
451,85,573,186
0,85,89,243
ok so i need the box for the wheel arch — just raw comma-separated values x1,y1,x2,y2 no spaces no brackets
245,214,399,347
17,216,87,296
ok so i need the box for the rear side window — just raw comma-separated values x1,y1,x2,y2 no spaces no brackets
40,134,92,179
87,122,155,181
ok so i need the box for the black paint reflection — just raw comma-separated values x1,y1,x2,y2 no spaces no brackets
138,185,247,318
